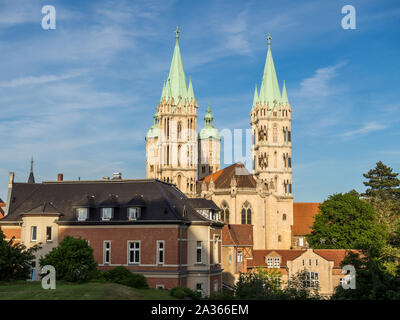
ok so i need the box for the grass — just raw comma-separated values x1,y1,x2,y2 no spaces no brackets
0,281,178,300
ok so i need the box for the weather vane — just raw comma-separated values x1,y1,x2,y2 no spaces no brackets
175,26,180,40
267,32,272,47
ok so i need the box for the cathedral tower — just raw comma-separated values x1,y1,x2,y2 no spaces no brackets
198,106,221,180
146,27,198,196
251,33,293,248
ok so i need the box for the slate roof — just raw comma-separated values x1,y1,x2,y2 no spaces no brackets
198,162,257,190
292,202,320,236
222,224,253,246
1,179,223,227
186,198,220,211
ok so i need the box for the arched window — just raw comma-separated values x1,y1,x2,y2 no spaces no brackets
273,123,278,142
177,121,182,140
221,202,229,223
177,175,182,189
241,201,252,225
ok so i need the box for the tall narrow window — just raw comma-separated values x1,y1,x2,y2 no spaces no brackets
104,241,111,265
46,226,52,242
273,124,278,142
213,236,219,264
157,241,164,265
221,202,229,223
31,226,37,242
128,241,140,264
237,251,243,263
196,241,202,264
241,202,252,224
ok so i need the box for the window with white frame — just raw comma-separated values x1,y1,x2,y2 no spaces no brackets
237,251,243,263
273,257,281,268
128,241,140,264
102,208,113,221
298,237,304,247
77,208,88,221
267,257,273,268
104,241,111,264
196,241,202,264
304,272,319,288
128,207,141,221
157,241,164,264
31,226,37,242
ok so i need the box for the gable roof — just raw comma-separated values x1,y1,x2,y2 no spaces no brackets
248,249,359,269
248,250,306,268
198,163,257,190
292,202,320,236
1,179,223,227
186,198,220,211
222,224,253,246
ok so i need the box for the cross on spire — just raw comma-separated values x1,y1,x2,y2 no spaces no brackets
266,32,272,47
175,26,180,40
30,156,34,173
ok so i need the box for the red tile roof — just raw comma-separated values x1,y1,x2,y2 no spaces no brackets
199,163,257,190
314,249,360,268
247,249,359,269
247,250,306,268
292,202,320,236
222,224,253,246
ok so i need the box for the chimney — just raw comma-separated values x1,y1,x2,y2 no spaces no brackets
112,172,122,180
57,173,63,182
5,172,14,216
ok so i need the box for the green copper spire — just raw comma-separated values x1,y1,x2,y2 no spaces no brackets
281,80,289,105
252,84,259,109
187,76,195,101
199,105,220,140
259,33,281,107
167,26,188,102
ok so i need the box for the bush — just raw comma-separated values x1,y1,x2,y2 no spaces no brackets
102,266,148,289
0,230,41,281
170,286,201,300
39,236,97,283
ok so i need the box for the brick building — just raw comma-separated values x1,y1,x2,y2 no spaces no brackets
0,173,223,295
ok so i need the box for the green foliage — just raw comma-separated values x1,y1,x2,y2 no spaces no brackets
0,230,40,281
234,269,321,300
170,286,201,300
39,236,97,283
306,192,387,249
102,266,149,289
331,249,400,300
362,161,400,201
282,270,322,300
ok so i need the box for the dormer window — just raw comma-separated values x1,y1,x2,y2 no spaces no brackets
77,208,88,221
102,208,113,221
128,207,141,221
266,256,281,268
274,257,281,268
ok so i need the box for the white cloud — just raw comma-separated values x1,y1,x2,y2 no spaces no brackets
0,70,87,88
298,62,346,97
341,122,387,137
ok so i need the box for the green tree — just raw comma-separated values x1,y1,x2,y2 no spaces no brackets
306,192,387,249
282,269,322,300
39,235,97,283
331,248,400,300
0,229,40,281
362,161,400,201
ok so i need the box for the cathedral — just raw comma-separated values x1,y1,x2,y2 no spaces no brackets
146,29,293,251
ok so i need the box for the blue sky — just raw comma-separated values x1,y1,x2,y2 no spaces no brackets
0,0,399,202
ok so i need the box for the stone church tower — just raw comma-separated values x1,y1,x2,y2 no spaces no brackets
250,33,293,247
146,27,198,196
198,106,221,180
